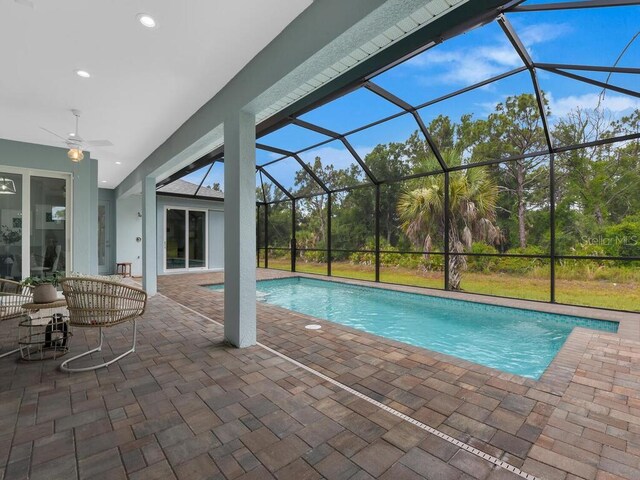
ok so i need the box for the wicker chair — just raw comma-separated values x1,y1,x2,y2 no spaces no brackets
0,279,33,358
59,277,147,372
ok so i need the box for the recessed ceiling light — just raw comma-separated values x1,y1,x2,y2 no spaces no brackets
137,13,156,28
101,180,107,183
75,69,91,78
68,133,75,137
115,161,122,165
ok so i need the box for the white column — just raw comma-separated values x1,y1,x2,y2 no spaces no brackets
224,109,256,347
142,176,157,295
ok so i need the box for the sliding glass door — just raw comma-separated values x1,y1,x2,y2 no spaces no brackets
0,168,71,280
30,176,67,278
188,211,206,268
98,200,112,274
165,207,207,271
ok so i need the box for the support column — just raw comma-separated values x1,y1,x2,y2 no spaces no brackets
224,109,256,348
142,176,157,296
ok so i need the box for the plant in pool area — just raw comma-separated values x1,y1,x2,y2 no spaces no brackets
397,148,500,290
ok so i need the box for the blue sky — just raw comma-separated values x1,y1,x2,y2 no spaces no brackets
181,3,639,194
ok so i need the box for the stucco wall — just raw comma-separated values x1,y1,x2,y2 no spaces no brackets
0,138,98,274
114,193,224,277
115,193,143,276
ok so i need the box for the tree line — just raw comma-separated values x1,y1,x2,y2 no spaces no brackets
259,94,640,290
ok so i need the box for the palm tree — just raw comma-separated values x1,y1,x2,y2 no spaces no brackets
397,149,500,290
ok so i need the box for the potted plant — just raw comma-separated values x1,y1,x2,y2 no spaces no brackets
22,271,63,304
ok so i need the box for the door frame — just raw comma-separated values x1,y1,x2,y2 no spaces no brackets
97,199,112,274
0,165,73,279
163,205,209,273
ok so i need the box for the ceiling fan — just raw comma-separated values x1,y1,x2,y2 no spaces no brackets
41,110,113,162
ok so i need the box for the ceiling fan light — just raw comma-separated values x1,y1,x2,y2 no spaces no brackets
137,13,156,28
0,177,17,194
68,148,84,162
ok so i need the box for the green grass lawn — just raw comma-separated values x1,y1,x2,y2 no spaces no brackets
262,257,639,312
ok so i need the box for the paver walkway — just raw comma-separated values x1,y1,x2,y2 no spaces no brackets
0,270,638,479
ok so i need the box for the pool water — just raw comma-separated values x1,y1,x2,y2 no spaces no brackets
208,277,617,379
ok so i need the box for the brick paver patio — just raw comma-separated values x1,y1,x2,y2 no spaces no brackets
1,270,639,479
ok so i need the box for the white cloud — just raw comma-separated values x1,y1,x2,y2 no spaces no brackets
404,22,571,86
518,22,572,48
299,145,372,171
407,45,521,85
548,92,640,117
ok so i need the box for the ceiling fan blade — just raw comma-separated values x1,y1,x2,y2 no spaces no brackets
40,127,68,142
15,0,34,8
86,140,114,147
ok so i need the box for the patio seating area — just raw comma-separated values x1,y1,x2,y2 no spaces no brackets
1,271,639,480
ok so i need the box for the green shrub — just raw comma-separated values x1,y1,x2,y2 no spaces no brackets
493,246,546,274
556,259,640,282
421,254,444,271
347,239,442,270
299,250,327,263
601,219,640,257
467,243,499,272
267,249,290,260
569,242,607,257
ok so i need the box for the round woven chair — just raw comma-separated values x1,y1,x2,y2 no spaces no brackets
59,277,147,372
0,279,33,358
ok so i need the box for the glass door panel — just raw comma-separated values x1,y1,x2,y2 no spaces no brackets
188,211,206,268
30,176,67,277
166,209,186,269
0,172,22,280
98,200,112,274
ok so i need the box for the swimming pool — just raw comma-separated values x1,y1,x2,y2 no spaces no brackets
207,277,618,379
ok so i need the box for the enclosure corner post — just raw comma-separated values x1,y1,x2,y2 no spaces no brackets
375,184,381,283
291,199,296,272
327,192,332,277
444,171,451,291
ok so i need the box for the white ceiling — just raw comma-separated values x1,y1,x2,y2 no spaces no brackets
0,0,312,188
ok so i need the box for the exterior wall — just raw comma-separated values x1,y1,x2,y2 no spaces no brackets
0,138,98,274
115,194,143,276
98,188,117,274
156,195,224,274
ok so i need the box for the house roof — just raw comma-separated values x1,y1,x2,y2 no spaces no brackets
157,179,223,199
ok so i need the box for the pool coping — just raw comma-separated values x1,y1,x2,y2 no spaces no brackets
205,276,621,380
202,270,639,395
290,273,639,390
